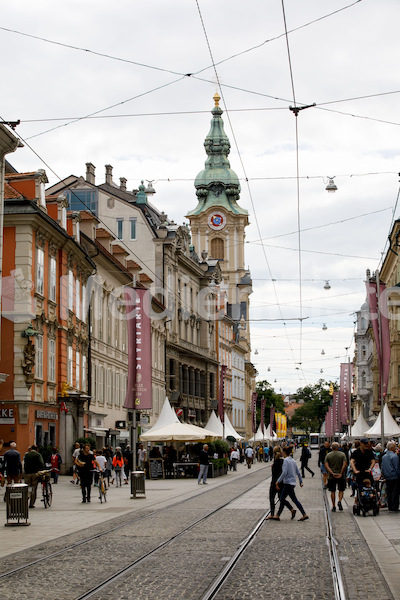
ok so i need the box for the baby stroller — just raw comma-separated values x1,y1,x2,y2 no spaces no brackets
353,481,379,517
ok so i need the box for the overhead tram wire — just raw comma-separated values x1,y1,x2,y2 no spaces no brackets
26,76,187,140
0,1,362,80
281,0,306,380
195,0,303,387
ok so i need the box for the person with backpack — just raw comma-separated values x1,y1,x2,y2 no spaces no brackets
300,443,315,478
112,447,124,487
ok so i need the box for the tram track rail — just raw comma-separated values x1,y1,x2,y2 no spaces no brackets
0,465,271,589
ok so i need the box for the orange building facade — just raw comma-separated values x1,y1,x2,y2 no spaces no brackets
0,170,94,462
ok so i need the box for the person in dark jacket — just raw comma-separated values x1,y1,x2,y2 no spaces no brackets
300,443,315,478
4,442,22,485
266,446,296,519
197,444,209,485
318,441,331,488
24,444,44,508
50,447,62,484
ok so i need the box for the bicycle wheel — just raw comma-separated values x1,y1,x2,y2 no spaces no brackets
44,481,53,508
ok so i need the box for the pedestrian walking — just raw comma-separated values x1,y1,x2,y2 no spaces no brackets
75,443,99,503
272,446,309,521
197,444,209,485
230,447,239,471
300,443,315,478
123,445,133,484
50,447,62,483
318,440,331,488
3,441,22,485
137,443,147,471
266,446,296,520
324,442,347,512
245,445,254,469
71,442,82,485
112,448,124,487
381,442,400,512
23,444,44,508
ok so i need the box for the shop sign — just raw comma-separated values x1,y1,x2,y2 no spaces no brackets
35,410,58,420
0,408,15,424
188,409,196,418
115,420,126,429
140,415,149,425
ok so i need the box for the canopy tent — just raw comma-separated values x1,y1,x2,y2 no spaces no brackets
204,411,244,441
139,398,221,442
248,424,277,443
349,412,371,438
365,404,400,438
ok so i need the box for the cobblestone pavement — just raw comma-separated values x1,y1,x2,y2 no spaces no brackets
0,456,398,600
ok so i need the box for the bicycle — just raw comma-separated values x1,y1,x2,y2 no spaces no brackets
92,469,107,503
38,469,52,508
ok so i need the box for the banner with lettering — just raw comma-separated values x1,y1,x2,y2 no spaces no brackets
339,363,351,426
260,397,266,434
124,287,152,410
270,406,275,436
251,392,257,433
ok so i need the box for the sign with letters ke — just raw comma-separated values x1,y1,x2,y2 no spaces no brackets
0,408,15,424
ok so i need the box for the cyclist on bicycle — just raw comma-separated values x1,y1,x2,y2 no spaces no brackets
23,444,44,508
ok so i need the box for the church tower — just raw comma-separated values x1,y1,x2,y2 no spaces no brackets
186,94,252,354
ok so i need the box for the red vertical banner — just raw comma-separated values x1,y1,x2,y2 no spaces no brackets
219,365,227,424
325,406,332,437
124,287,152,410
260,397,266,434
366,278,391,402
251,392,257,433
339,363,351,426
270,406,275,437
332,391,339,434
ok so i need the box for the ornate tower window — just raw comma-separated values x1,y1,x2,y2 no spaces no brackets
211,237,224,260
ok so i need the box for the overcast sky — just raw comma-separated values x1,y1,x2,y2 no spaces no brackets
2,0,399,394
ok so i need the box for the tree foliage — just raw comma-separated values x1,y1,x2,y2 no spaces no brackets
289,380,334,433
255,380,285,427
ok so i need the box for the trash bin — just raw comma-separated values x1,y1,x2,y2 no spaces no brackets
130,471,146,499
5,484,30,526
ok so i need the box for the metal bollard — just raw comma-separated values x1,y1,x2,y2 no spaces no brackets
5,484,30,526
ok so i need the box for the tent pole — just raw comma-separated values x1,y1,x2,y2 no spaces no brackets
376,271,385,447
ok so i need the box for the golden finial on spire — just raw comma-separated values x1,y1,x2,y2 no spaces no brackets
213,92,220,107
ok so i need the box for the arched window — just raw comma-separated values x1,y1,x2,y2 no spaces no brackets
210,237,224,260
361,371,366,388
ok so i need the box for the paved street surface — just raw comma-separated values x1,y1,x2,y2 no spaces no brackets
0,455,399,600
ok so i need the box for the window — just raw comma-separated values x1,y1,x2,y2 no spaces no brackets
210,237,224,260
36,247,44,295
129,218,137,240
117,219,123,240
67,345,73,386
116,372,120,407
68,270,74,311
36,335,43,379
82,284,87,323
65,189,98,215
48,338,55,382
82,354,87,392
49,256,56,302
98,293,103,340
76,279,80,320
76,350,80,390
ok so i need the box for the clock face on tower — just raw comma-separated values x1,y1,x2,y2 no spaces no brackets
208,211,226,231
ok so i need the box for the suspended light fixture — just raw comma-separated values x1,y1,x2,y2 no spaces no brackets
322,323,327,331
274,379,277,383
320,369,323,373
325,177,337,193
324,280,331,290
321,349,325,355
267,367,271,372
254,349,258,355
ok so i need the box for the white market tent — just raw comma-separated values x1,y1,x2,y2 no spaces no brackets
349,412,371,438
204,411,244,441
248,424,277,443
139,398,221,442
365,404,400,438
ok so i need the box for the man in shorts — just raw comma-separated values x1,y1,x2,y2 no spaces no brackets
325,442,347,512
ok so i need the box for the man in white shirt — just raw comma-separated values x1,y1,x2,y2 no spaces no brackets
245,446,254,469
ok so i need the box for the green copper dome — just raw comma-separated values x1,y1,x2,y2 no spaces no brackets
187,94,248,216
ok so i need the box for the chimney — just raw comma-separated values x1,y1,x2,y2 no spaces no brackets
105,164,113,185
86,162,96,185
120,177,127,191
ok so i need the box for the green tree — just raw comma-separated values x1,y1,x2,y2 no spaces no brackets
255,380,285,428
290,380,334,433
